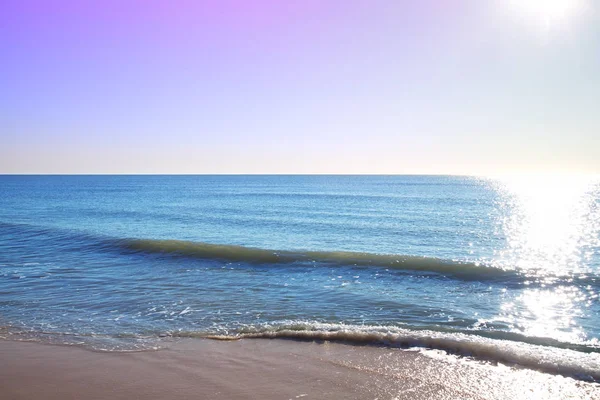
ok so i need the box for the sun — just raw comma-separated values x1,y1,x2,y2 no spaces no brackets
510,0,585,23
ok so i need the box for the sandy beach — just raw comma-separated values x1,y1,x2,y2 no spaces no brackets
1,338,598,400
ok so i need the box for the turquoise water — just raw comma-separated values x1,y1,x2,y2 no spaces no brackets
1,175,599,380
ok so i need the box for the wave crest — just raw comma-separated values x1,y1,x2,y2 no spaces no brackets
120,239,511,280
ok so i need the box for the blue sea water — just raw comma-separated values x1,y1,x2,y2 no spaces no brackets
1,175,599,380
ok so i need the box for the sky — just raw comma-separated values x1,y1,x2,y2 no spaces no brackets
1,0,599,174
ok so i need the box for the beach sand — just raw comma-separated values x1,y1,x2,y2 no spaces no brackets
1,338,598,399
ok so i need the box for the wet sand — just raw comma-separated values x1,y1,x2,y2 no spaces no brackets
1,338,598,399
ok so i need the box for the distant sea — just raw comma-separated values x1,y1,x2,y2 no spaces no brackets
1,175,599,380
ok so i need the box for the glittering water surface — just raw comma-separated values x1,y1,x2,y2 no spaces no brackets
0,175,599,378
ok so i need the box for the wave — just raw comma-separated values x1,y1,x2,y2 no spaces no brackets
4,319,598,382
2,221,597,285
173,322,600,382
118,238,513,280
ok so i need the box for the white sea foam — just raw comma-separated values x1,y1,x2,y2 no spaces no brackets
175,321,600,382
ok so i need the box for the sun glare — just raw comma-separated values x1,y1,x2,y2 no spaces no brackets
510,0,585,24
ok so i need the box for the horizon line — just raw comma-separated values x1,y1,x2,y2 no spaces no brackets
1,172,598,178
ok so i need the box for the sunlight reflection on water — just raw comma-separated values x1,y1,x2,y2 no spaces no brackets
492,174,600,274
488,174,600,344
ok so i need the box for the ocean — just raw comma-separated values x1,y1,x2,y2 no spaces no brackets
1,175,599,381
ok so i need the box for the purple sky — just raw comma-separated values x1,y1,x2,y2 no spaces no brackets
2,0,599,174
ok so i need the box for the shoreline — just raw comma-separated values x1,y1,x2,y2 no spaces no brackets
2,338,598,399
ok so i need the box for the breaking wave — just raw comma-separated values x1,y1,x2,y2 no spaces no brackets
173,322,600,382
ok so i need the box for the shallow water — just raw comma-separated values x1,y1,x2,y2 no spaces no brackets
0,175,599,380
